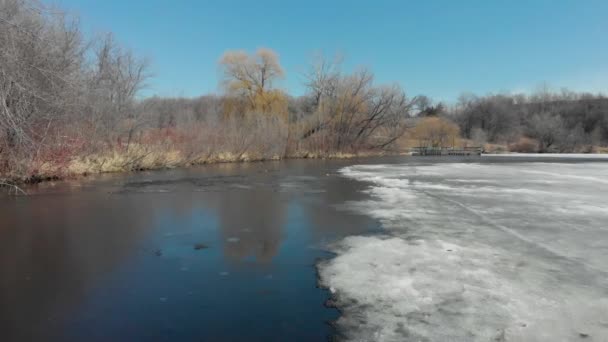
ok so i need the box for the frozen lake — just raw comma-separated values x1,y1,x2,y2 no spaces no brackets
320,161,608,341
2,156,607,341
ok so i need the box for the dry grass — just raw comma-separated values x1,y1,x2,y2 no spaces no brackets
60,146,386,181
67,146,183,175
592,146,608,154
3,140,393,184
66,146,284,177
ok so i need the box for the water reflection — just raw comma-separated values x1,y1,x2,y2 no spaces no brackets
216,189,286,263
0,159,378,341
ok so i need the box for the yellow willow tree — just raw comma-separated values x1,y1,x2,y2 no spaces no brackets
219,48,288,118
411,117,460,147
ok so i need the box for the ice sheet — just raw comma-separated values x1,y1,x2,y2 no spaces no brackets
319,162,608,341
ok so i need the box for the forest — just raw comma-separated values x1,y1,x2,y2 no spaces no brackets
1,0,607,183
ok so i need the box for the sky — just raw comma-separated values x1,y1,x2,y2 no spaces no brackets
54,0,608,102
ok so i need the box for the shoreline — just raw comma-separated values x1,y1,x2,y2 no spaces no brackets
3,151,608,190
0,150,405,188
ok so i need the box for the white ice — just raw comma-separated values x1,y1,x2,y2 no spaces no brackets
319,162,608,341
484,153,608,159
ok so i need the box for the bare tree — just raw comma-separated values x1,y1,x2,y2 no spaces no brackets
88,32,151,145
0,0,86,173
0,0,151,180
299,55,414,152
528,112,564,152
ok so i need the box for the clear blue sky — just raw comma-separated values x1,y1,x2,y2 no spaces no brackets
55,0,608,102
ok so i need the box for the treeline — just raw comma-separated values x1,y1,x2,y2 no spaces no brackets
446,91,608,152
138,52,413,155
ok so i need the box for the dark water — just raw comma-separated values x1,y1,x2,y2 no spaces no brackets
0,158,382,342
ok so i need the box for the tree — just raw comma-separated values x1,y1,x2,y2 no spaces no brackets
299,55,414,151
89,33,151,147
0,0,151,177
411,117,460,147
219,48,287,116
528,112,564,152
0,0,86,169
471,127,487,146
413,96,445,117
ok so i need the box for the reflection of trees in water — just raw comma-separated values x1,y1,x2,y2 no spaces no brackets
216,189,287,264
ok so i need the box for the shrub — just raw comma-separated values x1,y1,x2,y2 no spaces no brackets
508,137,538,153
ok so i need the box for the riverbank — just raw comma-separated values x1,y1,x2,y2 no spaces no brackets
4,149,607,189
0,147,401,186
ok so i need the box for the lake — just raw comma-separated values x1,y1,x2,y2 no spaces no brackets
1,156,607,341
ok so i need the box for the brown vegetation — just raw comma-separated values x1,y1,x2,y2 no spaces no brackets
508,137,538,153
410,117,460,148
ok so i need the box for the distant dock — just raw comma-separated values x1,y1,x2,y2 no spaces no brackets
410,146,482,156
